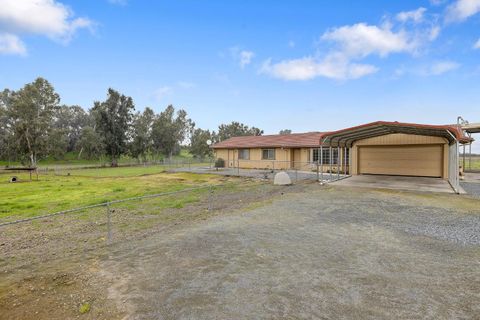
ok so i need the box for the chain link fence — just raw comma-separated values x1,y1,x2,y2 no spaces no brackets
171,159,350,183
0,180,287,273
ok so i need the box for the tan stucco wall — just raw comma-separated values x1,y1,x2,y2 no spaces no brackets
214,147,315,170
350,133,449,178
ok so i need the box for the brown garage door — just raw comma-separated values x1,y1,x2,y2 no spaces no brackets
358,145,443,177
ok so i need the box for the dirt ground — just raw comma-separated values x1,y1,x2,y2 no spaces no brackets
1,181,480,319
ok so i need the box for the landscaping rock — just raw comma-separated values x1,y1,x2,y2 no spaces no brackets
273,171,292,185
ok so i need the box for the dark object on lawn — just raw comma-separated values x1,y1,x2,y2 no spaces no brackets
215,158,225,170
10,176,18,183
4,167,38,180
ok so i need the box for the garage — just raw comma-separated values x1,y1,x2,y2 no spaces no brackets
319,121,473,193
358,144,443,177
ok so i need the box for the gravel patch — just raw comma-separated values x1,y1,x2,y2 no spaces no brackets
461,182,480,198
101,185,480,319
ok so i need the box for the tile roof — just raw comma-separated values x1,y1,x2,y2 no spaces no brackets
211,132,323,149
211,121,473,150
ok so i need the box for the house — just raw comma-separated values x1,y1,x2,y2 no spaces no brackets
211,132,332,172
212,121,473,191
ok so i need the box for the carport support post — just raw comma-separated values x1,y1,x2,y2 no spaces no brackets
320,146,324,182
469,142,472,170
337,146,340,181
329,146,333,182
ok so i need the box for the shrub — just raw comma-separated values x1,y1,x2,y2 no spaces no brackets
215,158,225,168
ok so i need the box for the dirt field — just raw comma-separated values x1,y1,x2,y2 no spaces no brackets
1,182,479,319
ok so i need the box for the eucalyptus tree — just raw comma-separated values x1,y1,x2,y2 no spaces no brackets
151,105,193,159
130,107,155,162
217,121,263,141
190,127,213,159
92,88,135,166
6,78,60,167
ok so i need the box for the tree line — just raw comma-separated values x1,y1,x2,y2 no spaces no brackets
0,78,264,167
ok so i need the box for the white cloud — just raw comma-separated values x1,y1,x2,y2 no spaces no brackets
321,23,415,58
0,32,26,55
428,61,460,75
445,0,480,22
229,47,255,68
0,0,93,55
260,54,378,81
394,61,460,77
260,22,427,81
397,7,427,23
430,0,447,5
474,38,480,49
239,50,254,68
153,86,173,101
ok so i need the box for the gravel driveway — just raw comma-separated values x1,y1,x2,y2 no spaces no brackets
103,185,480,319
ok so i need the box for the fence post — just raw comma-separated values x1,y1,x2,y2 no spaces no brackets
208,186,214,211
106,203,112,245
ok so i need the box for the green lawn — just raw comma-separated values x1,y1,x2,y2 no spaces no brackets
0,149,201,168
0,166,224,221
469,158,480,170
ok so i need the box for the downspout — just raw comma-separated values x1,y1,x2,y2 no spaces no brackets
446,130,460,194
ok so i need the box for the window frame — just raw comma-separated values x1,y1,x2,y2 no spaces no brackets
238,148,250,160
261,148,276,160
312,148,339,165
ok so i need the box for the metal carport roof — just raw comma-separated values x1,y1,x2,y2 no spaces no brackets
320,121,472,147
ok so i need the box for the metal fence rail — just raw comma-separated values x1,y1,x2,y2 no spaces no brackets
0,185,217,228
0,159,215,177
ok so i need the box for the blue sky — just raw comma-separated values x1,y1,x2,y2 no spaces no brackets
0,0,479,151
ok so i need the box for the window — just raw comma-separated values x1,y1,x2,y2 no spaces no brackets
312,148,338,164
312,148,320,162
238,149,250,160
262,149,275,160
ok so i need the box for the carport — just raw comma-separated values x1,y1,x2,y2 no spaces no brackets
320,121,472,193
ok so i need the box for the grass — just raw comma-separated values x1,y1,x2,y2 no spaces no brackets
79,302,91,314
0,149,200,167
0,166,224,221
466,157,480,170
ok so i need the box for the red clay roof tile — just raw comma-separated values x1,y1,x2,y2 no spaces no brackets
211,132,323,149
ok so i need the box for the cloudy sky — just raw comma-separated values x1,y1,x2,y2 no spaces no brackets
0,0,479,151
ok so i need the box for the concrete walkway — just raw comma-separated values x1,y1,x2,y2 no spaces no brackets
331,175,455,193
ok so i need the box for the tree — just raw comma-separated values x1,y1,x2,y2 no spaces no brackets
0,90,13,161
6,78,60,167
151,105,193,158
130,107,154,162
217,121,263,141
92,88,135,166
190,128,213,159
279,129,292,135
54,105,90,152
77,126,105,160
